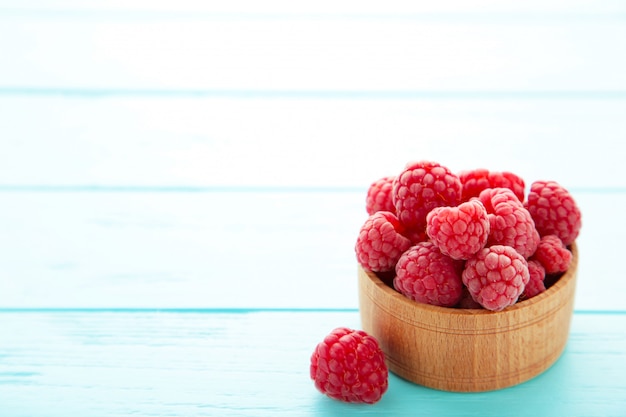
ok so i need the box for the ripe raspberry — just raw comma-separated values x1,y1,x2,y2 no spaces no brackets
426,200,490,260
476,187,523,211
531,234,572,274
462,245,530,311
457,286,484,309
403,228,429,245
394,242,464,307
478,188,540,258
525,181,582,246
522,259,546,299
355,211,412,272
310,327,388,404
392,161,462,236
366,176,396,215
459,168,525,202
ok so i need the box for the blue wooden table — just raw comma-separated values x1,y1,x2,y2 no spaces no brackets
1,1,626,416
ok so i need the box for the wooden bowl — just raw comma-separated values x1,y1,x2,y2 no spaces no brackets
358,242,578,392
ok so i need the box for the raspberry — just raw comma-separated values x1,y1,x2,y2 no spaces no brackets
457,286,484,309
426,200,490,260
310,327,388,404
355,211,412,272
459,168,525,202
522,259,546,299
462,245,530,311
525,181,582,246
394,242,464,307
392,161,462,237
403,228,429,245
366,176,396,215
478,188,540,258
476,187,523,211
531,234,572,274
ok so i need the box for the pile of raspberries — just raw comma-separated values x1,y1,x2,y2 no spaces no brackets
356,160,581,311
310,161,581,405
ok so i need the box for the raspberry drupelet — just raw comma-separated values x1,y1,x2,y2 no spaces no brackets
310,327,388,404
392,161,462,240
394,242,464,307
355,211,412,272
462,245,530,311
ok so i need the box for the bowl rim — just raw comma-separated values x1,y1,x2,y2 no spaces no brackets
360,241,578,317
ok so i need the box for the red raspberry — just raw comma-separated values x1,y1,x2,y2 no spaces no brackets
522,259,546,299
310,327,388,404
478,188,540,258
462,245,530,311
426,200,490,260
403,228,429,245
476,187,523,211
459,168,525,202
355,211,412,272
531,234,572,274
366,176,396,215
525,181,582,246
394,242,463,307
457,286,484,309
392,161,462,236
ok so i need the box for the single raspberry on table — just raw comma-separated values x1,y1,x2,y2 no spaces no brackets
426,200,490,260
310,327,388,404
525,180,582,246
392,161,462,238
394,242,464,307
462,245,530,311
459,168,525,202
366,175,396,215
531,234,572,274
478,188,540,258
355,211,412,272
522,259,547,299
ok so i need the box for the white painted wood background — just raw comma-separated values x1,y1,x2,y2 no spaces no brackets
0,1,625,415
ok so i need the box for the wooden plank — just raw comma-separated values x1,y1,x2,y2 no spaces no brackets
0,190,620,310
1,15,625,91
1,97,625,188
0,310,624,416
4,0,626,14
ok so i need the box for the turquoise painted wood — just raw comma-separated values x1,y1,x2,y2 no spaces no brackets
0,97,625,188
4,0,626,14
0,311,624,417
0,190,622,310
1,1,626,415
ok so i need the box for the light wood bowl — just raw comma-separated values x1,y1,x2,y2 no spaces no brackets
358,242,578,392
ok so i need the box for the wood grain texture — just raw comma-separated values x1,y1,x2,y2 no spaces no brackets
0,191,620,310
0,310,624,417
359,244,577,392
0,190,362,309
1,97,625,188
